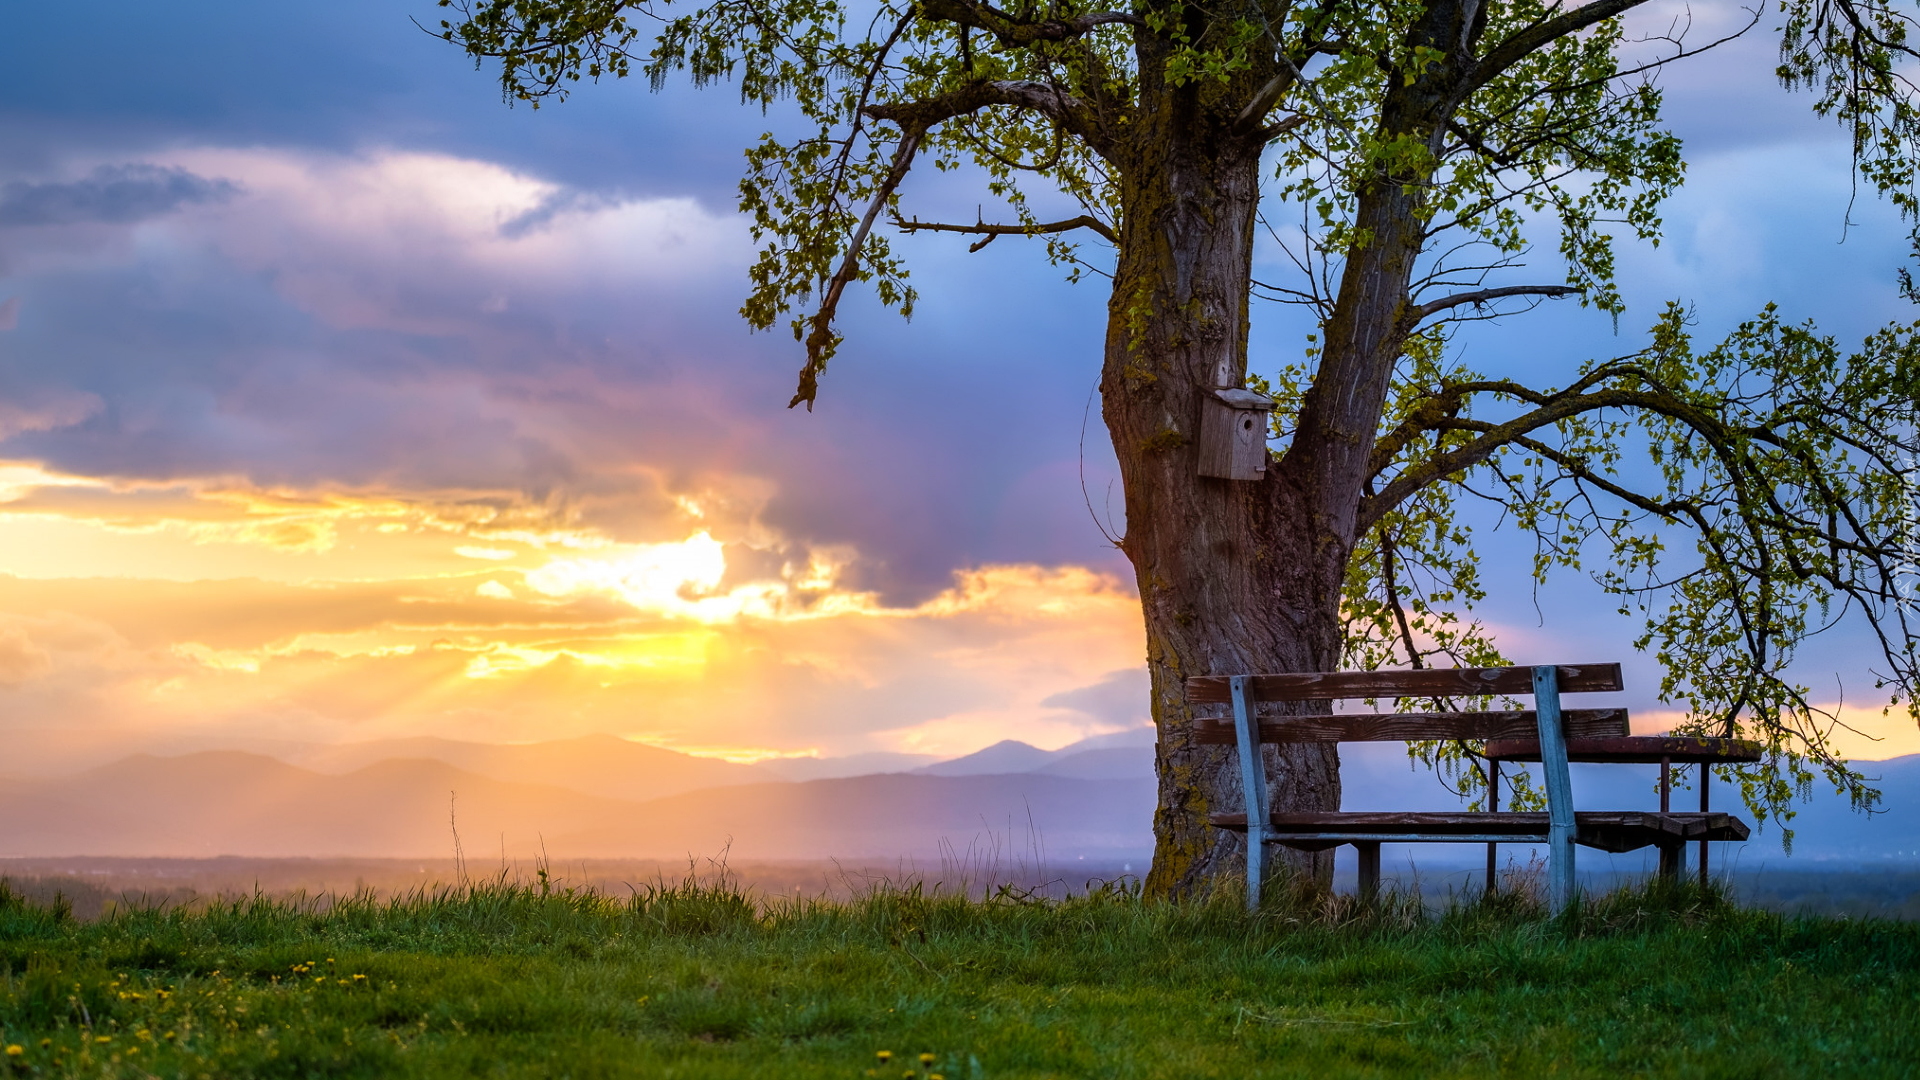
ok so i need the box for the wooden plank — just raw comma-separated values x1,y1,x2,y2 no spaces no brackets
1207,811,1750,853
1485,735,1762,764
1214,811,1553,833
1230,675,1267,912
1196,390,1272,480
1577,812,1750,853
1533,665,1577,914
1186,663,1623,704
1191,708,1629,744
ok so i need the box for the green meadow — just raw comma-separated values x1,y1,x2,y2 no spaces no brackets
1,873,1914,1079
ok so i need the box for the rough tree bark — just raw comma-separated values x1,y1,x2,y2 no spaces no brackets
1105,17,1459,897
1099,60,1333,898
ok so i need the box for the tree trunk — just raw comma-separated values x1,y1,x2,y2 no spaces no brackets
1104,42,1443,898
1101,87,1348,900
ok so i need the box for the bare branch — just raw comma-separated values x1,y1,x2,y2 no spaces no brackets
1415,284,1582,320
895,213,1118,248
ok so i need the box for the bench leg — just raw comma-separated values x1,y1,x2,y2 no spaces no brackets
1698,763,1710,891
1657,842,1682,883
1485,760,1499,896
1533,666,1577,914
1356,842,1381,906
1229,675,1268,912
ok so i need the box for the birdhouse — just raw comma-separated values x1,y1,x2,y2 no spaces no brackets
1196,387,1274,480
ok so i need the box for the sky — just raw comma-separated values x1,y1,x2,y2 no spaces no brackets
0,0,1915,773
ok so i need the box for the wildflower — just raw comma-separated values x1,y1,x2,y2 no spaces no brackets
876,1051,892,1064
920,1054,936,1067
4,1045,22,1057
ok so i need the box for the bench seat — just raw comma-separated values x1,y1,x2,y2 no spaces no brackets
1208,810,1751,853
1484,735,1761,764
1187,664,1757,910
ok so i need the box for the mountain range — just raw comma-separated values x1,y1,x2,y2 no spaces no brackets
0,729,1909,866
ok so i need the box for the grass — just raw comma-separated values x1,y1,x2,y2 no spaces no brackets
0,868,1915,1079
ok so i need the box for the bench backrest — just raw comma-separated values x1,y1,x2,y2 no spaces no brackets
1183,663,1628,744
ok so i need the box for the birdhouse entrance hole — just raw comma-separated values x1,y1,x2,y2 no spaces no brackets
1197,387,1274,481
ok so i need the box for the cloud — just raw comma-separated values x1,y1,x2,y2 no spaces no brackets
0,623,53,686
159,147,747,334
0,164,237,227
1041,668,1151,727
0,555,1145,767
0,133,1136,607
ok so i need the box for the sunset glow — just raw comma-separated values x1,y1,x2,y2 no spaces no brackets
2,1,1913,808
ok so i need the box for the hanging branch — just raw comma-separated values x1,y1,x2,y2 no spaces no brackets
792,124,926,410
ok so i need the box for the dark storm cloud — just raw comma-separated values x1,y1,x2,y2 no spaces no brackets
0,165,237,227
11,0,1891,613
0,0,774,203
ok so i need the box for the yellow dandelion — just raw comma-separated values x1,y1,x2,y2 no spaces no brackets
921,1053,937,1066
876,1050,893,1062
5,1045,23,1057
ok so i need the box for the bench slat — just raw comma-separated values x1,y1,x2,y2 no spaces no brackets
1185,663,1622,704
1484,735,1761,764
1207,810,1749,853
1191,708,1629,744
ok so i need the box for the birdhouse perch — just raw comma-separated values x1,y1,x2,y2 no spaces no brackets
1197,387,1274,481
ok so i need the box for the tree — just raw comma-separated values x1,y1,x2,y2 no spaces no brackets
438,0,1920,896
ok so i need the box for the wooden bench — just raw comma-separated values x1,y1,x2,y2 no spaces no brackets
1185,664,1759,912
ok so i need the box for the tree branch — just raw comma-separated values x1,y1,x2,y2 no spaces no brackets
1415,284,1582,320
915,0,1143,46
792,125,925,411
866,80,1111,156
1461,0,1660,101
1357,378,1714,532
895,213,1119,248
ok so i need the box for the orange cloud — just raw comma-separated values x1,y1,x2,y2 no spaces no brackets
0,462,1149,769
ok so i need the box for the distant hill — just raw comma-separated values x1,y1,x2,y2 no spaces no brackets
289,734,774,802
915,740,1059,777
0,751,1153,861
0,752,640,859
1032,747,1154,781
1,734,1906,867
552,773,1154,861
758,752,941,781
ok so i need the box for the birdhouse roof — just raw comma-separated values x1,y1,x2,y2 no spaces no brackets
1211,388,1275,410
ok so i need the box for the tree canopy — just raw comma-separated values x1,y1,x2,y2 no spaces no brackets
437,0,1920,855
